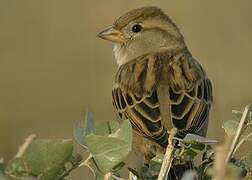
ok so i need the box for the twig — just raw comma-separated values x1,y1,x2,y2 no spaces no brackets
233,132,252,155
226,104,252,162
56,163,80,180
157,128,177,180
78,153,92,168
212,136,233,180
15,134,37,158
56,154,83,180
78,153,96,177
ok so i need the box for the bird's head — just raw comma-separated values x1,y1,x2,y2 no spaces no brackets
98,6,186,66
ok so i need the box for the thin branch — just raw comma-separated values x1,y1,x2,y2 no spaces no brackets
233,132,252,155
78,153,92,168
56,154,83,180
157,128,177,180
212,136,233,180
226,104,252,162
56,163,80,180
15,134,37,158
78,153,96,177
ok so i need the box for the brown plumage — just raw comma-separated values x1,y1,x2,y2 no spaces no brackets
98,6,213,171
112,48,212,146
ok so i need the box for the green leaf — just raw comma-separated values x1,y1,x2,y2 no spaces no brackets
177,134,213,160
232,110,243,121
149,154,164,172
112,161,125,172
151,154,164,164
184,149,198,159
7,175,37,180
222,120,239,136
202,145,214,161
95,121,120,136
190,142,206,152
95,171,105,180
85,120,132,173
232,109,252,125
183,134,217,144
5,158,27,177
6,139,73,180
74,110,95,148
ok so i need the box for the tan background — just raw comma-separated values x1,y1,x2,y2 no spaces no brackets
0,0,251,179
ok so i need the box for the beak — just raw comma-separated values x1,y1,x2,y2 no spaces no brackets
98,26,125,43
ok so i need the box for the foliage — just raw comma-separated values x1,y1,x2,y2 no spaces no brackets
74,111,132,178
1,138,78,180
0,106,251,180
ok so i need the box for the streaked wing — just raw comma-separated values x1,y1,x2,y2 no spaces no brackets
112,50,213,146
112,87,168,145
170,77,212,138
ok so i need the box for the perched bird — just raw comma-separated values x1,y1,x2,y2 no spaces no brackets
98,6,213,177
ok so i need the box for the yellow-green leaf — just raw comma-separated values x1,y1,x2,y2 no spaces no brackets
222,120,239,136
6,139,73,180
85,120,132,173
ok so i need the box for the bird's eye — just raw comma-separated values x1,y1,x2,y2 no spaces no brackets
131,24,142,33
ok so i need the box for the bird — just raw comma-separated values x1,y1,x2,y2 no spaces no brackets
98,6,213,178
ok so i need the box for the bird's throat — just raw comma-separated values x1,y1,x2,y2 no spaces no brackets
113,43,186,67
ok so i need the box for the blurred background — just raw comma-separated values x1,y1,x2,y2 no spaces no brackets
0,0,251,179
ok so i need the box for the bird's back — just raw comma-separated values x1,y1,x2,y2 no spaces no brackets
112,48,213,146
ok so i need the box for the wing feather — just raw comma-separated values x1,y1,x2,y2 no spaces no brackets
112,50,213,146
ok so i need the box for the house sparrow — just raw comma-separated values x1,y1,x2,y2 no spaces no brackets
98,6,212,164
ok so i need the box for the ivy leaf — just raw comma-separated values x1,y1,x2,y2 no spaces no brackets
74,110,95,148
85,120,132,173
232,109,252,125
149,154,164,172
232,110,243,121
183,134,217,144
7,176,37,180
112,161,125,172
95,171,105,180
95,121,120,136
184,149,198,159
202,145,214,161
5,139,73,180
222,120,239,136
